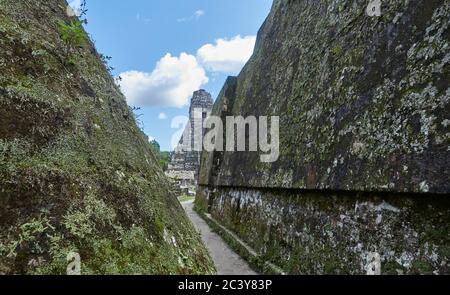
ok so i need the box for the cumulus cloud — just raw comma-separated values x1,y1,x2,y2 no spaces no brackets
158,112,168,120
118,53,208,107
177,10,205,22
118,35,256,108
196,35,256,74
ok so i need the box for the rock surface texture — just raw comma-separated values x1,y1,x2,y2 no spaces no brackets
197,0,450,274
0,0,214,274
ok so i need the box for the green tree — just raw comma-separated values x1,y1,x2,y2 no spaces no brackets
150,140,171,171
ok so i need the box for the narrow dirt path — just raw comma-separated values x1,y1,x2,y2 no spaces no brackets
182,200,257,275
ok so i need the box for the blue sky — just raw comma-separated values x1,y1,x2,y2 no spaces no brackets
77,0,273,150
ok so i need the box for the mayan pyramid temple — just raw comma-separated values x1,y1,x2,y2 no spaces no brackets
166,90,213,192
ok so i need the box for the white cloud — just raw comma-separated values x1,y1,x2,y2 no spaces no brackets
148,135,155,142
118,35,256,108
158,112,168,120
177,9,205,22
136,13,151,24
194,10,205,18
196,35,256,74
118,53,208,107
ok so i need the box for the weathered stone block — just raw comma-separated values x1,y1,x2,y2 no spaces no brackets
197,0,450,275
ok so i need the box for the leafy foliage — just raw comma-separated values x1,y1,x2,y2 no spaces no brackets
57,20,88,53
57,0,88,60
150,140,171,171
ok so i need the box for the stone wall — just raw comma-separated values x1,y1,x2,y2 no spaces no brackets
196,186,450,274
196,0,450,274
0,0,214,274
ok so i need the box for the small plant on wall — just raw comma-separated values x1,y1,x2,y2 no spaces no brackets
57,20,88,55
57,0,89,64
